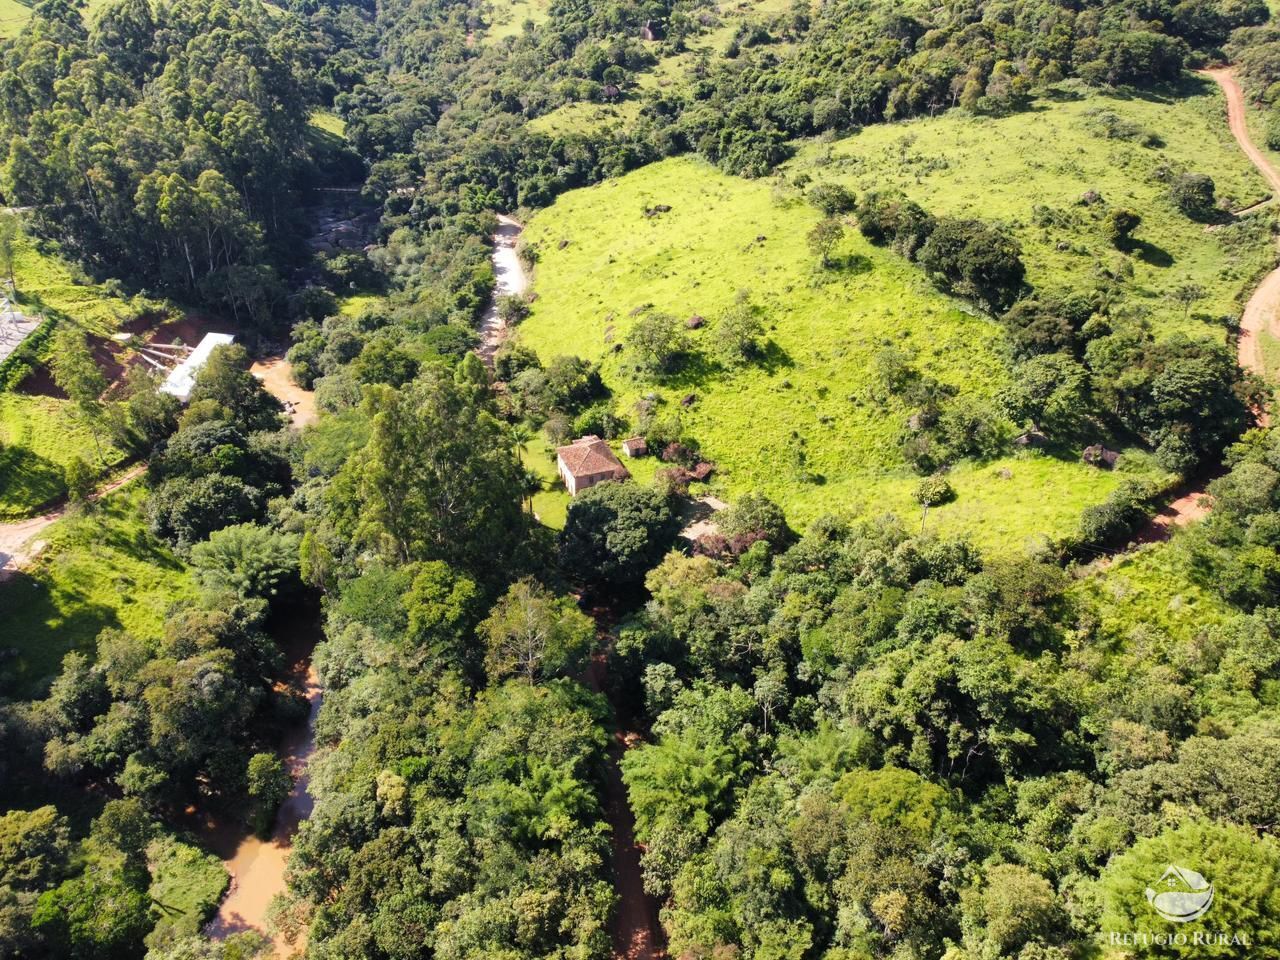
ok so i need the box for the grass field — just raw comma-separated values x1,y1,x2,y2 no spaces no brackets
0,394,129,518
0,0,113,37
528,0,795,135
310,110,346,138
482,0,550,43
338,292,387,317
1073,539,1234,647
516,154,1172,549
0,482,194,698
793,78,1274,340
146,836,230,951
10,231,143,337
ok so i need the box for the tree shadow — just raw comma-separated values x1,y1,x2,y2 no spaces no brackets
1134,241,1174,268
755,339,794,375
0,569,121,699
0,445,64,514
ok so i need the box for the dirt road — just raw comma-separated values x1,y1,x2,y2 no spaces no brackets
584,649,667,960
1118,68,1280,545
1203,67,1280,424
0,464,145,578
478,214,529,365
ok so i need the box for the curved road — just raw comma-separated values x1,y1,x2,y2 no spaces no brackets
0,464,145,578
1124,68,1280,546
1203,67,1280,409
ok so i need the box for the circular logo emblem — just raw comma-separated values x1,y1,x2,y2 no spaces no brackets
1146,865,1214,923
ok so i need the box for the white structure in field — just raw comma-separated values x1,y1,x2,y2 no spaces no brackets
0,295,40,365
159,332,235,402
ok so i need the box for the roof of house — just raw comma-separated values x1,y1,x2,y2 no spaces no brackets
557,436,630,480
622,437,647,452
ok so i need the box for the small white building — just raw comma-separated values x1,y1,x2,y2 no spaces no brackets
159,333,235,402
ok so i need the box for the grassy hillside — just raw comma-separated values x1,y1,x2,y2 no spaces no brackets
516,80,1276,547
481,0,550,43
1074,540,1235,646
516,154,1171,549
0,0,113,41
0,394,128,518
528,0,795,135
792,79,1274,340
0,482,194,698
10,231,143,336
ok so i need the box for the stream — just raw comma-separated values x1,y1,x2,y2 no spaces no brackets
202,617,323,958
200,214,531,955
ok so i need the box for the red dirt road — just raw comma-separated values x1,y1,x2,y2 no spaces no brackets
1118,68,1280,547
1203,67,1280,425
584,653,667,960
0,464,145,579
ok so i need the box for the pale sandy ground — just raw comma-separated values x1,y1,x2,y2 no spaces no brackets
251,357,317,428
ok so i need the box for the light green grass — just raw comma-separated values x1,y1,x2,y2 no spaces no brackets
310,109,346,138
0,0,113,45
524,440,570,529
528,100,644,137
0,482,194,698
523,436,663,529
793,79,1274,339
0,394,128,518
338,292,387,317
0,0,30,39
1260,329,1280,395
483,0,549,43
517,155,1168,549
145,836,230,951
1073,539,1234,646
10,231,142,337
531,0,796,136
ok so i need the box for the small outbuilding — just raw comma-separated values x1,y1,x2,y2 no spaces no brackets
159,332,235,403
557,435,631,496
621,437,648,458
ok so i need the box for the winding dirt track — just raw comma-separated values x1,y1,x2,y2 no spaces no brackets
0,464,145,579
1119,68,1280,547
1203,67,1280,415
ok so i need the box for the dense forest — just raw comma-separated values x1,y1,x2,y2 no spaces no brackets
4,0,1280,956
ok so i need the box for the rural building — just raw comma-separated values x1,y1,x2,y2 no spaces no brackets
622,437,648,458
159,332,235,402
557,435,630,495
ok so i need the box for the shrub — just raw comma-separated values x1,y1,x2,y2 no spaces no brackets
1169,172,1216,220
1105,208,1142,250
808,182,856,216
914,475,954,506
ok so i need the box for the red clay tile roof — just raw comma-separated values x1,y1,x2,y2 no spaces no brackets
557,437,630,480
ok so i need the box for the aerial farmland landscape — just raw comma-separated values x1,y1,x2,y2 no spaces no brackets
2,0,1280,957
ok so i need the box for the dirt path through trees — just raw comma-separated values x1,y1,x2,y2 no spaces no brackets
0,464,145,578
478,214,528,364
585,649,667,960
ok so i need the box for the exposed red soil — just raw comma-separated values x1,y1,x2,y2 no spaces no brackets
583,644,668,960
250,357,317,429
1117,68,1280,548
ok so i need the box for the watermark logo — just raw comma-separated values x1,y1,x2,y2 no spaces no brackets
1145,865,1214,923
